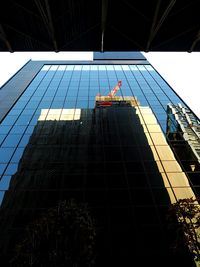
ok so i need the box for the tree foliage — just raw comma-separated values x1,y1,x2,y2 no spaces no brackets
10,199,96,267
168,197,200,265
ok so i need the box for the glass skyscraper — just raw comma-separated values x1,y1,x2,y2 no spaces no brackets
0,52,199,266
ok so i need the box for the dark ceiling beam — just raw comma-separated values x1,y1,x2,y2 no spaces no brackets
44,0,58,52
5,23,52,50
146,0,161,52
110,25,143,50
34,0,58,52
60,23,99,50
146,0,176,51
189,30,200,52
0,24,13,52
14,2,40,18
124,0,149,21
152,25,197,51
101,0,108,52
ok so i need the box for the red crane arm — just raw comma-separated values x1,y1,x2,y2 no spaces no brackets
108,80,122,97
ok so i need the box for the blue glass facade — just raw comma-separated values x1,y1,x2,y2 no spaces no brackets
0,58,199,266
0,64,185,180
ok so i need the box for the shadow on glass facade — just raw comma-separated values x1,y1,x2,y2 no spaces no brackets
0,60,199,266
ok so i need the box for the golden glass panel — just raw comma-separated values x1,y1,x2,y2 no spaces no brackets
166,172,191,187
149,132,167,145
138,107,153,114
142,114,158,124
146,124,162,133
135,111,145,125
40,109,49,115
60,114,73,120
172,186,196,201
165,187,176,204
74,109,81,116
160,172,171,187
48,109,62,115
149,146,159,160
38,109,81,121
38,115,46,121
155,161,164,172
141,124,148,133
154,146,175,160
61,109,75,115
144,133,153,145
162,161,183,172
46,114,60,120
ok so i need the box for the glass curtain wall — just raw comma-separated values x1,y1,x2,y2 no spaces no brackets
0,64,197,195
0,64,199,266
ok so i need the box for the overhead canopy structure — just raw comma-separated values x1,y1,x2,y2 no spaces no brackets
0,0,200,52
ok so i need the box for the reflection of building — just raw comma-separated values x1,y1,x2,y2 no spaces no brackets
0,52,198,266
167,103,200,161
167,103,200,197
95,95,139,107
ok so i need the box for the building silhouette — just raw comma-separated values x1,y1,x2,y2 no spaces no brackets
0,52,199,266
